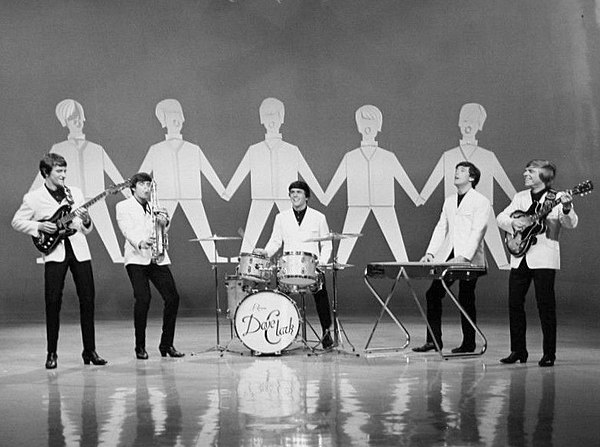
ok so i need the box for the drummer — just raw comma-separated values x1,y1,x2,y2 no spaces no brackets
253,181,334,349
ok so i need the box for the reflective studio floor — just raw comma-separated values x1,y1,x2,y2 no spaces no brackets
1,315,599,446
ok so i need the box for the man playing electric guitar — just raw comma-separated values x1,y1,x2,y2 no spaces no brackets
497,159,578,367
12,153,107,369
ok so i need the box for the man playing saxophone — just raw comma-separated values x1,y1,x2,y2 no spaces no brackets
116,172,184,359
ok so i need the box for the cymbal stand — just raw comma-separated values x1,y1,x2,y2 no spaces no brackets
328,239,358,355
202,244,226,354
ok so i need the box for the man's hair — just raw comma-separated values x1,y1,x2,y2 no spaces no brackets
129,172,153,190
288,180,310,199
39,153,67,178
526,159,556,185
456,161,481,188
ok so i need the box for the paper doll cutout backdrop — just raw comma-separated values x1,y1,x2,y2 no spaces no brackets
223,98,326,253
419,103,516,269
30,99,129,263
138,99,227,263
323,105,423,264
25,98,514,269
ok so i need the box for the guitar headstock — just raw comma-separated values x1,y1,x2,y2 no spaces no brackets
107,179,131,195
572,180,593,197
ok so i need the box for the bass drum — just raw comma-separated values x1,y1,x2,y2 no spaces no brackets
234,290,300,354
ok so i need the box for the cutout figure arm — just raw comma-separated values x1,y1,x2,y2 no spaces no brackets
322,155,347,206
102,150,131,198
138,147,155,179
318,215,332,263
296,150,326,204
222,150,250,201
199,150,226,196
419,156,444,203
264,214,283,258
392,155,423,206
491,153,517,199
29,172,44,192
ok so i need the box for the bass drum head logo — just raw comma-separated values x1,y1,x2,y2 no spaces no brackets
234,290,300,354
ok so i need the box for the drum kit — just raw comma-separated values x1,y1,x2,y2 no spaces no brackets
190,231,362,356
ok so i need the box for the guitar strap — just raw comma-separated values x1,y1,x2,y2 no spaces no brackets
63,185,75,207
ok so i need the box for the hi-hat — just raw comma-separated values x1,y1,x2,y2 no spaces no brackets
304,232,362,242
189,234,241,242
320,262,354,270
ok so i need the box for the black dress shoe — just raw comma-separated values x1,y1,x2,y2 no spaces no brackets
321,330,334,350
500,351,528,364
82,351,108,365
451,345,476,354
135,346,148,360
45,352,57,369
159,346,185,358
538,354,555,367
412,342,441,352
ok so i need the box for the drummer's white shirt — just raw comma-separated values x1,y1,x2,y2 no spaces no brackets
264,207,332,264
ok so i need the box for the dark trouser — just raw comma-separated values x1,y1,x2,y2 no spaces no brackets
508,258,556,356
425,277,478,348
126,263,180,348
313,272,332,332
44,240,96,353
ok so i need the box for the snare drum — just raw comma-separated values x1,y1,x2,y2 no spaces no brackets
225,275,249,319
239,252,271,283
234,290,300,354
277,252,318,286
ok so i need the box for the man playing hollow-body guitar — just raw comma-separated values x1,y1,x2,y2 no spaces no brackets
497,159,578,367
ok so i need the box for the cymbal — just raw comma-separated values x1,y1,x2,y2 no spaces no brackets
304,232,363,242
320,262,354,270
189,234,242,242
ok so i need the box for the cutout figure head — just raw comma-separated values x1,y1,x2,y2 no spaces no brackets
155,99,184,135
259,98,284,135
355,105,382,143
56,99,85,136
458,103,487,140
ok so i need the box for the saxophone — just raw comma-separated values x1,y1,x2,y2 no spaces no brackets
150,179,169,263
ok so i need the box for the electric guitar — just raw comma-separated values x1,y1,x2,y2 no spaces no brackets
33,180,130,255
504,180,593,257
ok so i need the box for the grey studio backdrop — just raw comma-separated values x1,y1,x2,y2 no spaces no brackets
1,0,597,323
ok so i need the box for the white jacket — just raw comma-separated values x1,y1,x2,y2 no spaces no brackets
264,207,332,264
497,189,578,269
116,196,171,266
426,188,491,267
12,185,93,262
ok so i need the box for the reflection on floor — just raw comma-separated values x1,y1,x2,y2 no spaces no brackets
0,316,599,446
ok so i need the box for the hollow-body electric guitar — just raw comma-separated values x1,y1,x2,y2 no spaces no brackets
504,180,593,257
33,181,130,255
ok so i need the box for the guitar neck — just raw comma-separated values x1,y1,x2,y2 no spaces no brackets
533,197,561,222
58,190,110,226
